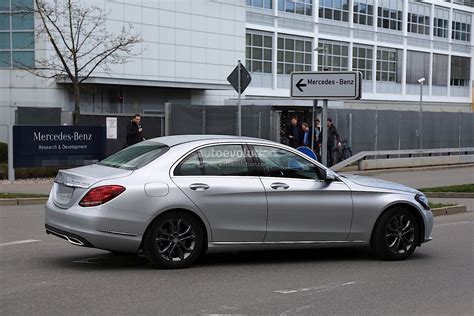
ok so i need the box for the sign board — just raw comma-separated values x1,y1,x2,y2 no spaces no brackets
13,125,106,168
106,117,117,139
227,63,252,93
291,71,362,100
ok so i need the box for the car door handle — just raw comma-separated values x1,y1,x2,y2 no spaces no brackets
189,183,210,191
270,182,289,190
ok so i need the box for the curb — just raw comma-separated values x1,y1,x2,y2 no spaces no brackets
0,197,48,206
431,205,467,216
425,192,474,199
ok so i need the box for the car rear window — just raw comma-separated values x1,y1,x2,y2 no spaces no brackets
98,141,169,170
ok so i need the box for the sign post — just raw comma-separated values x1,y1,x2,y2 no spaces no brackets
227,61,252,136
290,71,362,166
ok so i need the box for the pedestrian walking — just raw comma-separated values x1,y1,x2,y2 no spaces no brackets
285,116,304,148
326,117,341,167
125,114,144,147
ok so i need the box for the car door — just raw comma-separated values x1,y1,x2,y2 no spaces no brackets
171,143,268,242
251,144,353,242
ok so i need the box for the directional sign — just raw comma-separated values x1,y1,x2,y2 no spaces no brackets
227,63,252,93
291,71,362,100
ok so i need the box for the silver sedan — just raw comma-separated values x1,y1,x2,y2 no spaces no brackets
45,135,433,268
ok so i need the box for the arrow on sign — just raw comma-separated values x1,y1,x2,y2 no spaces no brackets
296,79,307,92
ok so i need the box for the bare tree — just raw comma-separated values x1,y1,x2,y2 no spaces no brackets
22,0,141,124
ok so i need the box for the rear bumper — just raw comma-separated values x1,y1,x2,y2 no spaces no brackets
44,199,151,253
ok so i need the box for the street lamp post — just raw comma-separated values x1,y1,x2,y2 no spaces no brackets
417,77,425,150
315,46,329,166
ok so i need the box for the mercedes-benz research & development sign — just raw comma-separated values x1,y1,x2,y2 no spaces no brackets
291,71,362,99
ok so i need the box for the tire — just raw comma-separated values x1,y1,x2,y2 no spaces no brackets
143,211,204,269
371,207,420,260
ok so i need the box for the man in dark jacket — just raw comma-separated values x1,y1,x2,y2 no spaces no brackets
285,116,304,148
125,114,144,147
326,117,340,166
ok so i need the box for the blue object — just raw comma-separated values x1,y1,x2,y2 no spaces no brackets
297,146,318,161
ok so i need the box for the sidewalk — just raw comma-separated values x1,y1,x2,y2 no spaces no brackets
0,180,53,195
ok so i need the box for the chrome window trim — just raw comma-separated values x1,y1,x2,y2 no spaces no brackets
170,140,338,182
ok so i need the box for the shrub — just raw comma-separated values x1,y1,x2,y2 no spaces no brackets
0,163,60,180
0,142,7,162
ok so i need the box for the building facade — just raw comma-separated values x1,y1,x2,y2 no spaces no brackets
0,0,473,142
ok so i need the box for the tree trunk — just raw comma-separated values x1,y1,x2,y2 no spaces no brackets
72,82,80,125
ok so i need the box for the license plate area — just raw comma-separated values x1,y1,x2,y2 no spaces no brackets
55,184,75,205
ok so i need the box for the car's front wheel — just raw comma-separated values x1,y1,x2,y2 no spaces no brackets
371,207,420,260
143,211,203,269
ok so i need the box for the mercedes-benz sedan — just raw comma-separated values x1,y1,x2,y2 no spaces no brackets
45,135,433,268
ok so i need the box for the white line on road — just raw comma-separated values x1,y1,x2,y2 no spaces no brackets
0,239,40,247
274,281,357,296
435,221,473,227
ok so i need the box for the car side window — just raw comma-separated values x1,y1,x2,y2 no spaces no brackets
254,145,322,180
174,151,203,176
200,144,250,176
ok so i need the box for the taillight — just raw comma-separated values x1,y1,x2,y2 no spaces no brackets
79,185,125,207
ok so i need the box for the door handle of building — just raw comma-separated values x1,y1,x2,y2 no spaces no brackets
189,183,210,191
270,182,289,190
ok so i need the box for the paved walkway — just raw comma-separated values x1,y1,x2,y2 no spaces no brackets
0,181,53,195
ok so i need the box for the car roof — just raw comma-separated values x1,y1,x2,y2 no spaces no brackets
147,134,276,147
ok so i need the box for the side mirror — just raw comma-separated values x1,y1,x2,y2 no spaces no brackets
324,170,336,182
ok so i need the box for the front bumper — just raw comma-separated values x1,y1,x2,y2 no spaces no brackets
422,209,434,243
44,198,151,253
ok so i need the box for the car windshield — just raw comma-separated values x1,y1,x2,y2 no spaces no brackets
98,141,169,170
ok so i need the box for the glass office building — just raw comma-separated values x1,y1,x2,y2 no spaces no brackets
0,0,473,134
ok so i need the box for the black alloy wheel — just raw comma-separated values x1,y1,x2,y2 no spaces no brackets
144,211,203,269
371,207,420,260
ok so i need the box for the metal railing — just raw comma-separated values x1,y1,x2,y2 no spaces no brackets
331,147,474,172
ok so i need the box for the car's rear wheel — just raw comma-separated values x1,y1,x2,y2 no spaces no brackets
371,207,420,260
143,211,203,269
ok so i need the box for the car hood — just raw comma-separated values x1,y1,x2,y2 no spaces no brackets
341,174,420,194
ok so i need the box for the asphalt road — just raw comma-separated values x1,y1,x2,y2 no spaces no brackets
0,204,473,315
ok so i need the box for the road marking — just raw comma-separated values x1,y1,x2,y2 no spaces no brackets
435,221,473,227
2,282,58,296
280,305,314,316
0,239,40,247
72,256,104,264
274,281,357,296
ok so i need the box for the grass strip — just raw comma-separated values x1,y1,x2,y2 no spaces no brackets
0,192,48,199
421,184,474,193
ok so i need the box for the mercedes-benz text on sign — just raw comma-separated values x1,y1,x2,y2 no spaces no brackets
13,126,106,168
290,71,362,99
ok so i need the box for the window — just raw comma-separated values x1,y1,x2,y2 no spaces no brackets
0,0,34,68
452,11,471,42
246,0,272,9
175,145,250,177
376,47,398,82
450,56,471,86
279,0,313,16
174,152,203,176
254,146,322,180
246,31,272,74
319,0,349,22
377,0,402,31
434,7,449,38
406,50,429,84
317,40,349,71
353,0,374,26
432,54,448,86
98,141,169,170
407,2,430,35
353,45,373,80
277,35,312,74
